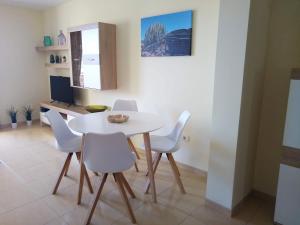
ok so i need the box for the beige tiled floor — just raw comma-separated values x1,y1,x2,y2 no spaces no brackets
0,124,275,225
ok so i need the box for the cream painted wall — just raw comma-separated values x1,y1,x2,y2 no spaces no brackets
232,0,272,206
43,0,220,171
254,0,300,196
0,4,47,125
206,0,251,209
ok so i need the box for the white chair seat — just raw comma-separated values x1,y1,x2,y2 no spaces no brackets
83,132,137,224
46,109,94,197
99,153,137,173
83,133,136,174
113,99,140,172
141,111,191,195
57,136,81,153
141,135,177,153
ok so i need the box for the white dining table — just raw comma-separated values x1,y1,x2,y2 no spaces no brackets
68,111,164,203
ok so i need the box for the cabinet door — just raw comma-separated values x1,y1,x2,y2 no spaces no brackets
70,24,101,90
283,80,300,149
275,164,300,225
70,31,82,87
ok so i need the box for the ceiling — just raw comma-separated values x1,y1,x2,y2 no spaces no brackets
0,0,67,10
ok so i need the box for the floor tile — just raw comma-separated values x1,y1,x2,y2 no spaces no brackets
0,199,57,225
0,124,275,225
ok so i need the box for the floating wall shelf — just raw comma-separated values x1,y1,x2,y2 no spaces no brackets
45,63,70,69
36,45,69,52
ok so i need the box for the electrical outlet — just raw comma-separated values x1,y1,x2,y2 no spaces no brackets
183,135,190,142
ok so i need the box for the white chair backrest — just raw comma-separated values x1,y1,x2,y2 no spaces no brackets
113,99,138,112
168,111,191,149
45,109,76,147
83,132,135,173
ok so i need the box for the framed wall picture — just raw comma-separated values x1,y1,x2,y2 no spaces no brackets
141,10,193,57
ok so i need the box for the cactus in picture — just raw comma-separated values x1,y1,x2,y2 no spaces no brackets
143,23,166,46
8,106,18,128
23,105,33,126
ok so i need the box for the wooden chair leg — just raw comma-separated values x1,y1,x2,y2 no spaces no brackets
134,162,139,172
128,138,140,159
146,152,160,176
120,173,136,198
83,164,94,194
64,153,73,176
84,173,108,225
77,161,84,205
94,172,99,176
53,153,73,194
76,152,94,194
166,153,186,194
145,153,162,193
128,138,139,172
114,173,136,224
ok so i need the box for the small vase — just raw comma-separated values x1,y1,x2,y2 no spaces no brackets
26,120,32,126
43,36,52,47
11,123,17,129
50,54,55,64
57,30,66,46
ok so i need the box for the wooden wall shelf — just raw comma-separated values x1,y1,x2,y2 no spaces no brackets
45,63,70,69
36,45,69,52
40,101,89,126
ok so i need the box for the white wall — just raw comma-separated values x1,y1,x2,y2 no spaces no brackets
0,4,47,124
206,0,251,209
254,0,300,196
232,0,272,207
43,0,220,171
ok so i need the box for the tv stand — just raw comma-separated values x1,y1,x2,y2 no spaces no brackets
40,101,89,126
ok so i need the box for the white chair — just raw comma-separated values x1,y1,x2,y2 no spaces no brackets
83,132,137,224
45,109,93,195
142,111,191,194
113,99,141,171
112,99,138,112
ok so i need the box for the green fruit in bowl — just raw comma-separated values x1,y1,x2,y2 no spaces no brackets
85,105,109,113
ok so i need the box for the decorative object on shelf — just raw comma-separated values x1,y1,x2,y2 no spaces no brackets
141,10,193,57
43,36,53,47
85,105,109,113
50,54,55,64
8,106,18,129
57,30,66,46
23,105,33,126
107,114,129,123
62,56,67,63
55,55,60,64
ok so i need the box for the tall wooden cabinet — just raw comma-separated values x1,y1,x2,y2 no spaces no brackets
68,22,117,90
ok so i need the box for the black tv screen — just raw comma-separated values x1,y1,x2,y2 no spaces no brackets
50,76,74,104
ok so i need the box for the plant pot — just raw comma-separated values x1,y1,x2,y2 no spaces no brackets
11,123,17,129
26,120,32,126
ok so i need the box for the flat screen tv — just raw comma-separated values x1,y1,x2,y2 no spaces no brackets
50,76,74,104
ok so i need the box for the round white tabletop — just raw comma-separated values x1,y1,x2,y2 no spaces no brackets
68,111,164,136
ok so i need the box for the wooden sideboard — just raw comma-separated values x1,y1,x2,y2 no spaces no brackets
40,101,89,125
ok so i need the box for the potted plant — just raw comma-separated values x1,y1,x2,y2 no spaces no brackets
8,106,18,129
23,105,33,126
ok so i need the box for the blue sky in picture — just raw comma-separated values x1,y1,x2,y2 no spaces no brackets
141,10,192,41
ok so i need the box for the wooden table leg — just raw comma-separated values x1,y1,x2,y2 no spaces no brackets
143,132,157,203
77,134,85,205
